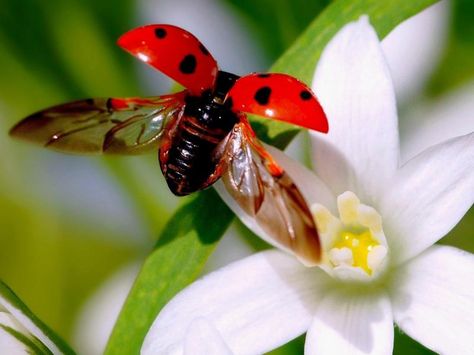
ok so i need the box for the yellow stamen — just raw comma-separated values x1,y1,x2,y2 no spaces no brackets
312,191,388,280
332,229,379,274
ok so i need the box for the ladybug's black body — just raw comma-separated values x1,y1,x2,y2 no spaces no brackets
161,71,240,196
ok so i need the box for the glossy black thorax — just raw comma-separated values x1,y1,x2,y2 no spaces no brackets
162,71,241,196
184,70,240,127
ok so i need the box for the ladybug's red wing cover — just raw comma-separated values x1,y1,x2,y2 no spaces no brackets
9,92,186,155
219,120,321,265
118,24,219,96
226,73,328,133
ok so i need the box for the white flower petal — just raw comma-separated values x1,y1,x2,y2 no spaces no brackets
215,145,336,252
380,133,474,264
305,291,393,355
400,82,474,162
184,318,232,355
311,16,399,204
390,245,474,354
284,131,308,164
142,250,329,355
216,180,282,251
0,313,32,355
0,284,64,354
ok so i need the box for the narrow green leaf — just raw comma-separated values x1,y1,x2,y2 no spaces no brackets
0,281,75,354
0,325,53,355
273,0,440,80
106,1,439,353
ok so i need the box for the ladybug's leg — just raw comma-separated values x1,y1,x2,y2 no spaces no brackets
194,129,232,190
239,117,284,178
202,161,226,187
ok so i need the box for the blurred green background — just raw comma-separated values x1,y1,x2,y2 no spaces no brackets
0,0,472,354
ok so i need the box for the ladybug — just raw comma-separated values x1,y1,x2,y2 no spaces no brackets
10,24,328,264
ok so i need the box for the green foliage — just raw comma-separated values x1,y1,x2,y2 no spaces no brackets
393,327,437,355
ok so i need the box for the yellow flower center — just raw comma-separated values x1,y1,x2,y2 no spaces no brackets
312,191,388,280
332,229,380,275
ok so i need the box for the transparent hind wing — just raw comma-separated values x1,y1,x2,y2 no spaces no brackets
221,119,321,265
10,92,186,155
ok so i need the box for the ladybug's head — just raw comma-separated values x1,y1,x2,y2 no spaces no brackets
213,71,240,102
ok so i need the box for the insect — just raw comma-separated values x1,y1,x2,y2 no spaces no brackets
10,24,328,265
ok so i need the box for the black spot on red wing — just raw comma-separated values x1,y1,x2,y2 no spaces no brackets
199,44,209,56
179,54,197,74
300,90,312,101
154,28,167,39
254,86,272,105
257,73,271,78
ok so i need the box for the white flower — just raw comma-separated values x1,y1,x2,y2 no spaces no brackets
0,281,71,354
183,318,232,355
142,17,474,355
400,81,474,161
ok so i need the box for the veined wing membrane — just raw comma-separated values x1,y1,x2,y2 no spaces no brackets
9,92,186,155
221,120,321,265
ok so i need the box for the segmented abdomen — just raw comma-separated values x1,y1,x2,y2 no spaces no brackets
163,115,230,196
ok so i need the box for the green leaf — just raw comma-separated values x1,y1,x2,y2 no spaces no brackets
0,280,75,354
105,189,233,354
265,327,437,354
106,1,439,353
272,0,440,80
393,327,436,355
